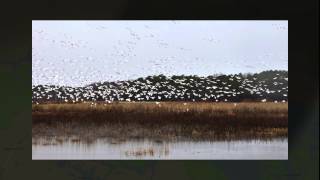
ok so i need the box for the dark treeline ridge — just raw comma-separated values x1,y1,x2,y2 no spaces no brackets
32,70,288,104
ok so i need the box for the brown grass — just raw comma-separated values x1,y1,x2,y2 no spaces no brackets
124,146,170,157
32,102,287,141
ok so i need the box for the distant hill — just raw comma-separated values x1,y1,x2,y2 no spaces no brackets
32,70,288,103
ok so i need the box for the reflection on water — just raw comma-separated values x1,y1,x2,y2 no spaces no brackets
32,138,288,160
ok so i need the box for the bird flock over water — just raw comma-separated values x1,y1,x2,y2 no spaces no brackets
32,70,288,104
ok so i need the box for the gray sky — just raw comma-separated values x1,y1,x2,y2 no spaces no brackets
32,20,288,86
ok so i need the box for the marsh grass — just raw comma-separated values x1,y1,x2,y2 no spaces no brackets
32,102,287,141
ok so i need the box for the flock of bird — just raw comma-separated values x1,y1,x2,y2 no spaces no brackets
32,22,288,104
33,23,194,85
32,71,288,104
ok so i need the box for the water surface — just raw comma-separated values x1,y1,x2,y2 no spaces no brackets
32,138,288,160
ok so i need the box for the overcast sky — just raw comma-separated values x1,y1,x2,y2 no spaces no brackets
32,20,288,86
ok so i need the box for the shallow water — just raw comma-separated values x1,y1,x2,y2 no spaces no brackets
32,138,288,160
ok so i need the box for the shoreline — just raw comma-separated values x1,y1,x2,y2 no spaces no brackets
32,102,288,142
